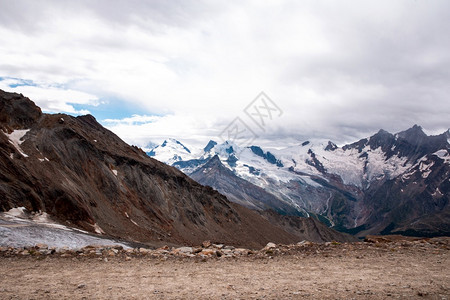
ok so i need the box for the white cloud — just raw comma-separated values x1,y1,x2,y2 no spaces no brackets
0,0,449,145
103,113,221,148
0,78,98,114
103,114,161,125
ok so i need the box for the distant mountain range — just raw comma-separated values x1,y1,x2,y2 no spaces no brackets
148,125,450,237
0,89,355,248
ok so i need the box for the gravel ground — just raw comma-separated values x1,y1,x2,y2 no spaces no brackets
0,240,449,299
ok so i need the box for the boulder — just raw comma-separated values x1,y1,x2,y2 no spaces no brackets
263,242,276,250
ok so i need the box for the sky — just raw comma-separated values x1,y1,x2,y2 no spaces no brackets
0,0,449,149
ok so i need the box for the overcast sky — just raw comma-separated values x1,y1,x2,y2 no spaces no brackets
0,0,449,148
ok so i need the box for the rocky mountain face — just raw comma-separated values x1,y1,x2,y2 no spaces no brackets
326,126,449,237
0,89,354,248
150,125,449,238
190,155,299,215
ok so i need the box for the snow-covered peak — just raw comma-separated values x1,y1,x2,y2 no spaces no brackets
146,125,447,189
161,138,191,153
203,140,217,152
147,138,196,165
201,140,242,159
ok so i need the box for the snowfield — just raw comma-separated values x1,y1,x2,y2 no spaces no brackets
150,138,415,189
0,208,130,249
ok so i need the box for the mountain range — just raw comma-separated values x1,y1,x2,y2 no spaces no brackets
0,89,355,248
148,125,450,237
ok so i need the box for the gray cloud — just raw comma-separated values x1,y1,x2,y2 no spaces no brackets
0,0,449,146
0,0,220,32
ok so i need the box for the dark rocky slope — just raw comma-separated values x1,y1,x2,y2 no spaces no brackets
0,90,353,247
259,210,356,243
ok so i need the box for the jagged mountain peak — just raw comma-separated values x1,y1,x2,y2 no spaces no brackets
193,154,236,176
201,140,242,160
375,128,391,136
204,154,222,166
203,140,217,152
324,141,337,151
368,129,395,151
160,138,191,153
391,125,449,162
146,138,194,164
397,124,426,140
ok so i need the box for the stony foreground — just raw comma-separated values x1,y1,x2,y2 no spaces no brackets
0,236,449,299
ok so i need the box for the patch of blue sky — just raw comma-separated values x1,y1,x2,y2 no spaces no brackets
0,76,162,124
0,76,37,88
71,97,162,124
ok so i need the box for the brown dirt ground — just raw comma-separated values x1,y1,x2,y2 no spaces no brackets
0,244,449,299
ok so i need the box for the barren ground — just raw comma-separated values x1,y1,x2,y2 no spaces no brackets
0,241,449,299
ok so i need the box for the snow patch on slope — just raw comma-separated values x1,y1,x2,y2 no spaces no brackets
0,208,129,249
419,160,434,178
364,147,410,183
272,141,326,177
314,146,365,186
433,149,450,164
431,188,443,197
3,129,30,157
3,208,74,231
